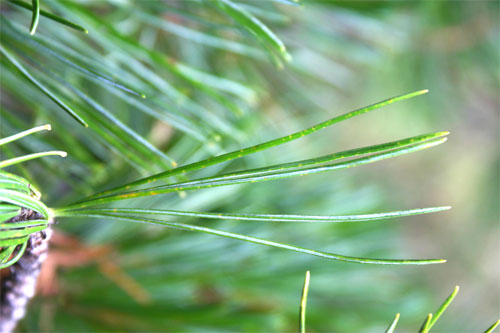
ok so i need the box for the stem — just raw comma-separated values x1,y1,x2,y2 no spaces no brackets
0,209,53,333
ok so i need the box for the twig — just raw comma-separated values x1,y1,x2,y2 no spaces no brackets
0,208,53,333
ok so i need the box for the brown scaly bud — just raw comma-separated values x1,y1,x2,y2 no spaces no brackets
0,208,53,333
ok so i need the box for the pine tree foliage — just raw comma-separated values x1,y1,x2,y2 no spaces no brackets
1,0,497,332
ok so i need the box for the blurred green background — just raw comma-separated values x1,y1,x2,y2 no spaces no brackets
1,0,498,332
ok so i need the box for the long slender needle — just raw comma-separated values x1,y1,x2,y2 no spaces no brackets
385,313,400,333
9,0,88,33
0,151,67,168
0,124,51,146
29,0,40,35
428,286,460,329
60,213,447,265
299,271,311,333
56,206,451,223
484,319,500,333
419,313,433,333
0,45,88,127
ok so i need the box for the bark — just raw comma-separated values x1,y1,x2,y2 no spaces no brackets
0,209,53,333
